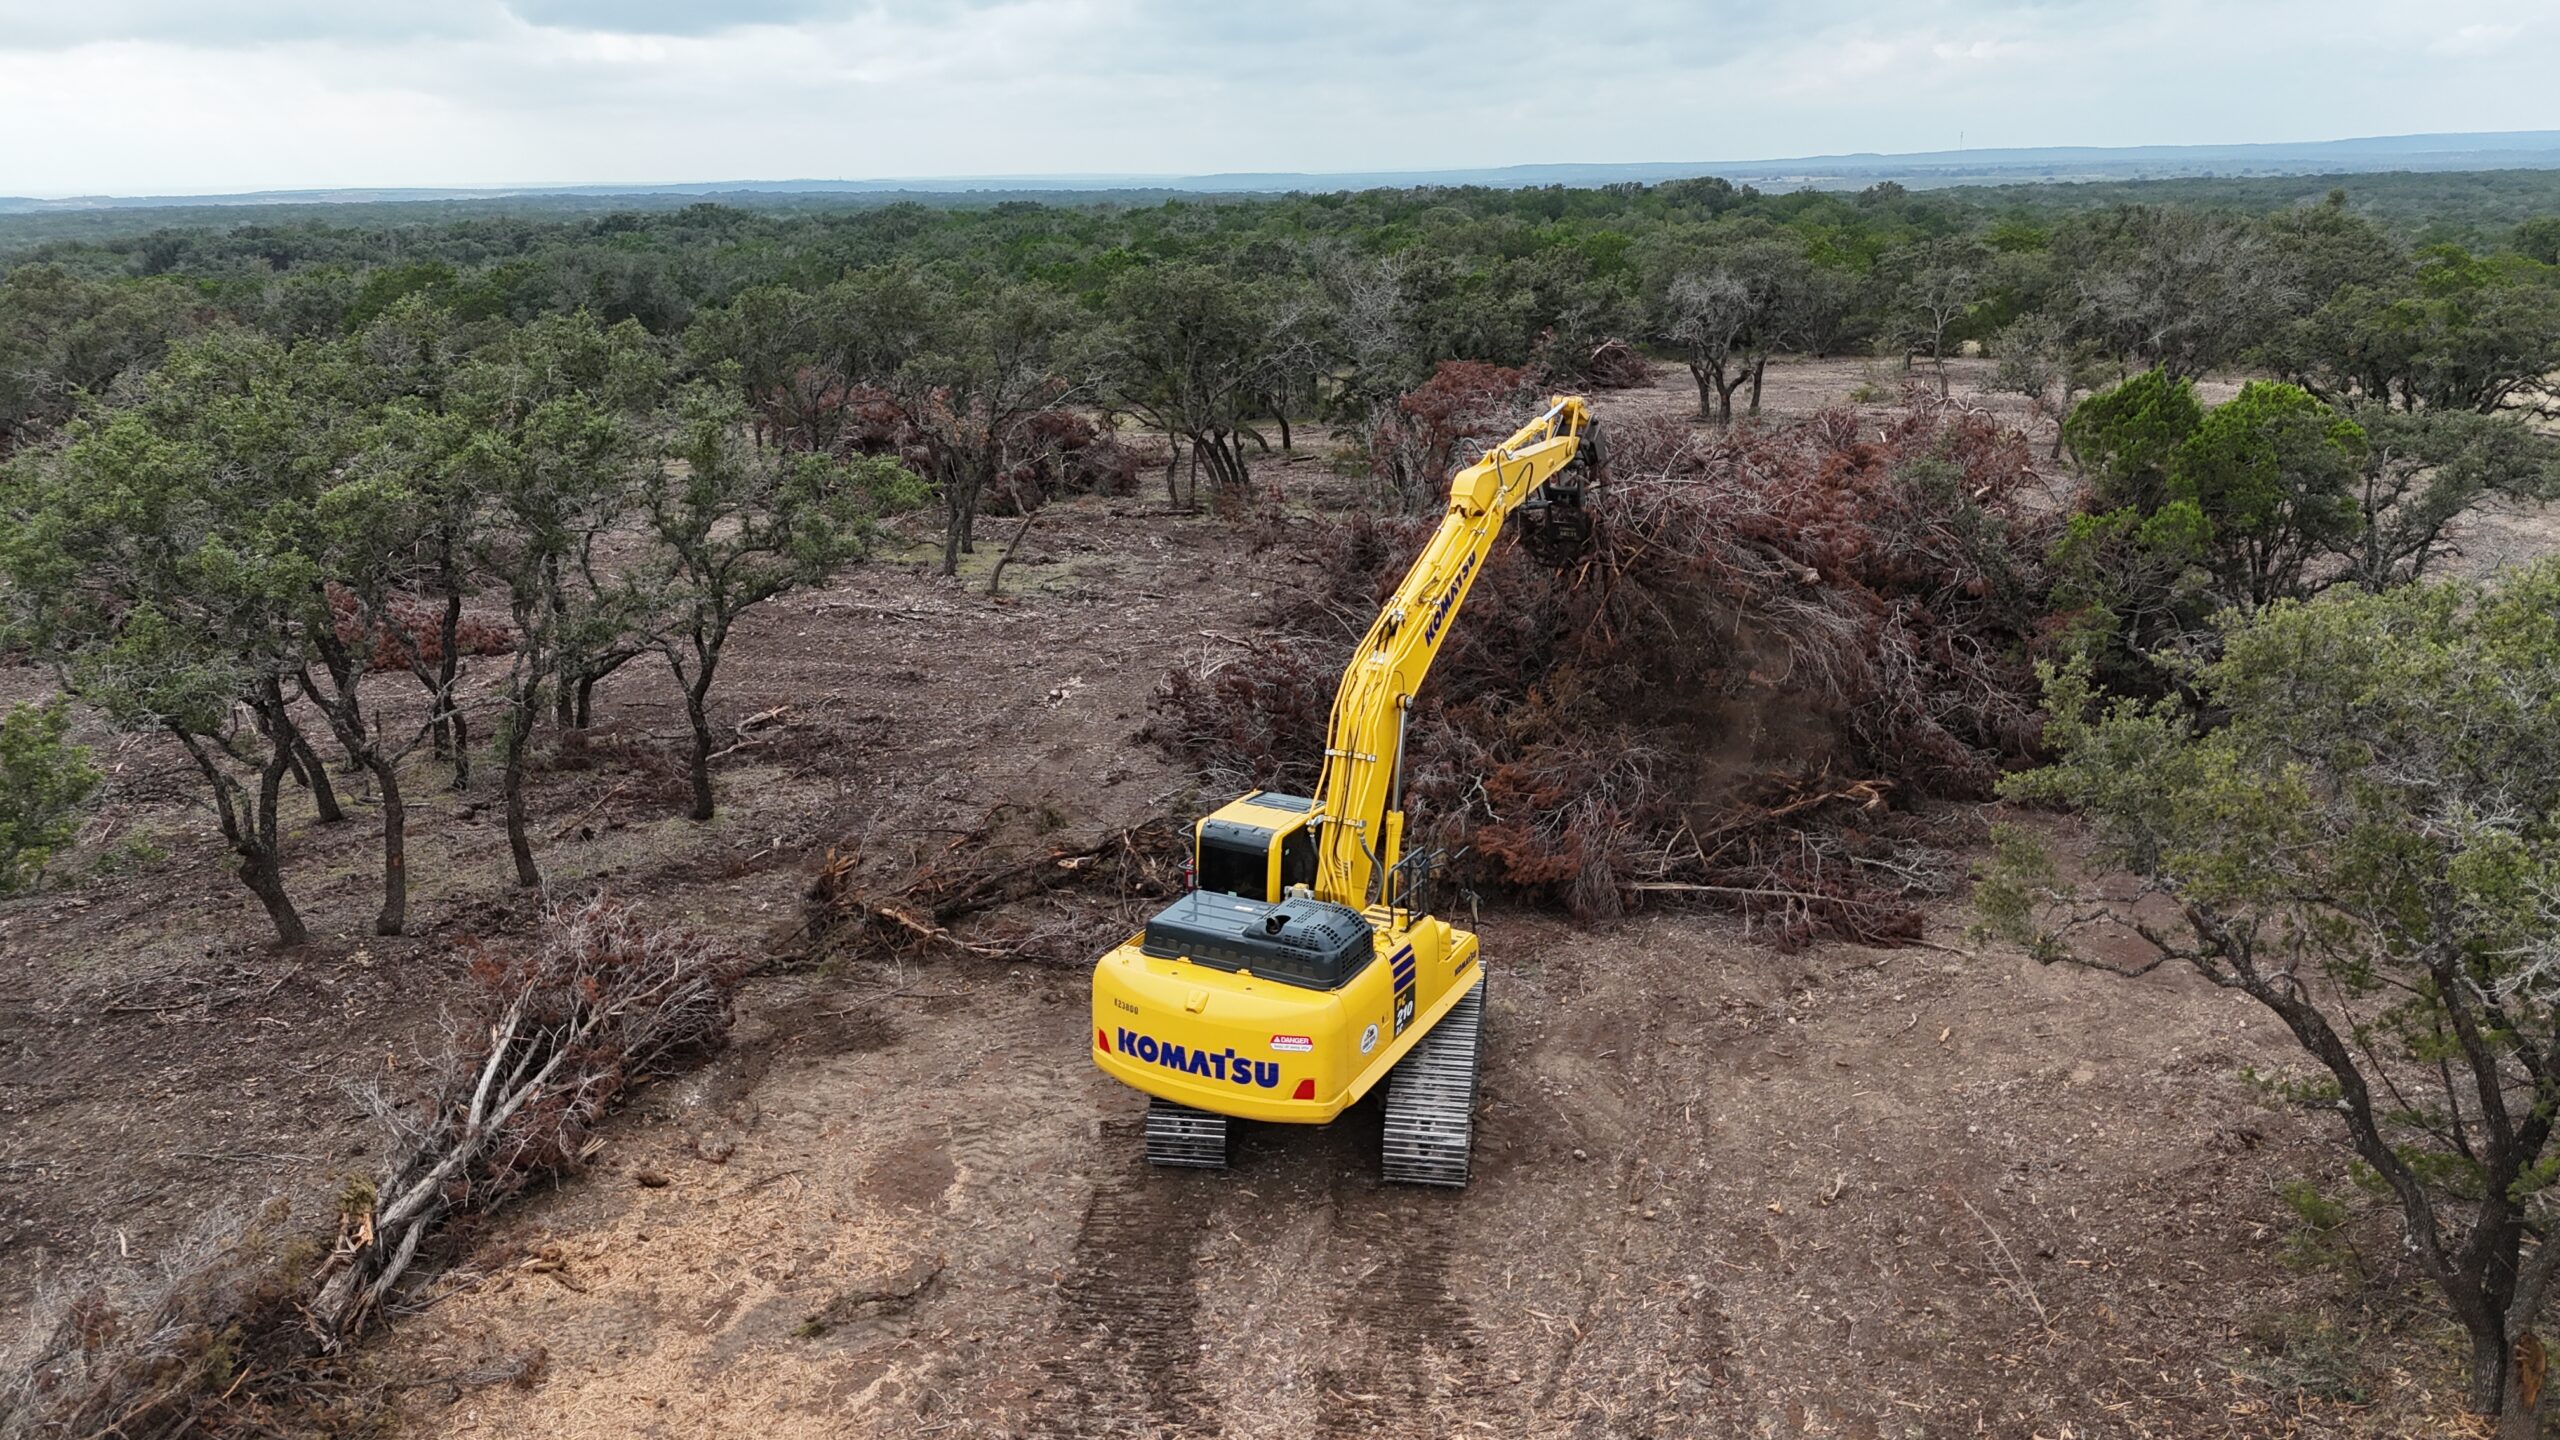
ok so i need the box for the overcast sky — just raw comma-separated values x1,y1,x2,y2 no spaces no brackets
0,0,2549,196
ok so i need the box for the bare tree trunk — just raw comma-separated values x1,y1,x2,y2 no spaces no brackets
1277,411,1293,451
1708,371,1741,426
290,729,346,823
366,756,406,936
182,725,309,947
1195,431,1250,498
2474,1324,2512,1417
302,643,411,936
501,685,541,890
237,848,308,947
1748,359,1769,417
433,568,469,790
986,512,1037,597
941,475,967,576
682,663,718,824
1164,439,1183,509
432,589,461,755
447,707,472,790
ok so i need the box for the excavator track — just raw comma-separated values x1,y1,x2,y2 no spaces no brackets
1144,1097,1229,1169
1380,977,1484,1187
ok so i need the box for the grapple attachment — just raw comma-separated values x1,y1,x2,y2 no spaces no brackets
1515,420,1603,568
1516,481,1592,567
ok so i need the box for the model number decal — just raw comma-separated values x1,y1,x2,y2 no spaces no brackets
1111,1028,1281,1089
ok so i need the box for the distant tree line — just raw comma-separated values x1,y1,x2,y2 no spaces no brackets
5,175,2554,459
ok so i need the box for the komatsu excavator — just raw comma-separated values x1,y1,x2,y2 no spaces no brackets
1090,397,1602,1186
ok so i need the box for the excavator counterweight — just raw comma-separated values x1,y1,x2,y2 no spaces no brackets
1090,398,1603,1184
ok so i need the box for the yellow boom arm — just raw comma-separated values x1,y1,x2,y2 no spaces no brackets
1309,396,1598,910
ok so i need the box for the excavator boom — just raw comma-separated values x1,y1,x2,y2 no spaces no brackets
1310,396,1600,911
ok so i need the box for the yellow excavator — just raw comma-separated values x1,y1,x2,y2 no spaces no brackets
1090,397,1602,1185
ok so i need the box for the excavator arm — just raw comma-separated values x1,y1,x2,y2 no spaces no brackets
1308,396,1601,911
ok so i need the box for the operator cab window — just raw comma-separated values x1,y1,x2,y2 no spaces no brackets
1196,835,1269,899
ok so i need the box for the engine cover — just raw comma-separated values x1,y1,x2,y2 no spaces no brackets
1141,890,1374,990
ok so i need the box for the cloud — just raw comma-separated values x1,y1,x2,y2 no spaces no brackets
0,0,2552,195
0,0,492,50
500,0,859,37
2430,22,2524,56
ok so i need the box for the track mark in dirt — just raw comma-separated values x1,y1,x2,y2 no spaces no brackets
1282,1097,1484,1440
691,997,903,1118
1037,1122,1220,1438
1314,1190,1483,1439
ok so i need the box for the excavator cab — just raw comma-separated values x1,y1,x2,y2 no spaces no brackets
1191,790,1319,902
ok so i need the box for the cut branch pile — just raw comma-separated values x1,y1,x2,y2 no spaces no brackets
1150,405,2056,946
2,1204,322,1440
1364,361,1548,506
805,816,1187,966
309,897,745,1343
1580,338,1655,390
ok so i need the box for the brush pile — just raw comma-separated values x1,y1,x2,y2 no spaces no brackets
310,898,745,1342
806,814,1189,967
1364,361,1548,507
324,586,513,673
1149,406,2058,947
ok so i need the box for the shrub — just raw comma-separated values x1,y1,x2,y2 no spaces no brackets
0,698,100,895
2063,367,2203,512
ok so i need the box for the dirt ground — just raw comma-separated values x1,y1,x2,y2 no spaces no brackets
4,359,2535,1435
369,900,2396,1440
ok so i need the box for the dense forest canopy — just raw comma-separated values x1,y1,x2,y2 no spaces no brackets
6,167,2560,311
7,164,2560,260
5,167,2555,465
